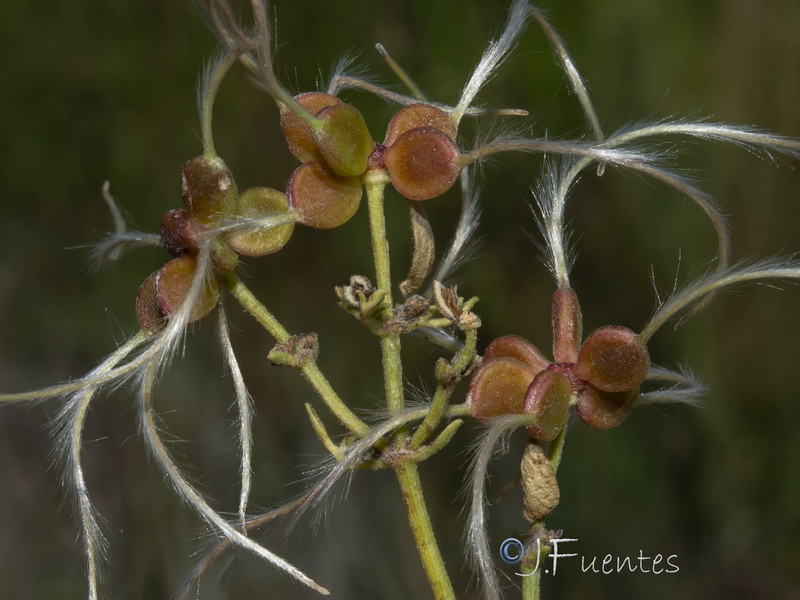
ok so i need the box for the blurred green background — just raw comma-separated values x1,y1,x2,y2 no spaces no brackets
1,1,799,598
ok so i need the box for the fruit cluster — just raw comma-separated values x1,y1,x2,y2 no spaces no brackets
281,92,465,227
136,89,468,333
135,155,294,334
466,287,650,436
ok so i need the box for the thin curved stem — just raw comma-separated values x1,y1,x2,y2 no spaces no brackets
640,261,800,342
327,75,528,117
224,274,369,435
248,0,322,129
218,302,253,527
410,328,478,448
139,362,330,595
177,403,469,597
2,248,215,403
528,6,604,143
376,43,427,101
51,333,146,600
200,47,244,160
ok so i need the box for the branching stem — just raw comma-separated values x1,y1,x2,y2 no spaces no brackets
225,274,368,435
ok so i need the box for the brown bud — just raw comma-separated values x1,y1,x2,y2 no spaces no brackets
384,103,457,146
484,335,550,372
523,370,571,441
521,442,560,523
336,274,376,309
466,357,537,421
574,326,649,392
384,127,461,201
287,161,362,229
280,92,341,163
225,187,295,256
181,156,238,224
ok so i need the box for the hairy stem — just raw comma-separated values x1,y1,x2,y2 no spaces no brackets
248,0,322,129
521,553,543,600
395,462,456,600
56,333,146,600
364,174,405,415
363,172,455,596
218,302,253,527
201,47,244,161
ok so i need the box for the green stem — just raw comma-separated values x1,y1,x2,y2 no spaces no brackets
548,423,568,473
225,274,368,436
410,328,477,448
395,462,456,600
521,534,551,600
248,0,322,130
521,561,542,600
363,173,453,596
364,174,405,415
520,426,569,600
201,47,243,161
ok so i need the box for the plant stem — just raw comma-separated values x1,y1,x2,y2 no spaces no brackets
363,173,455,596
200,47,243,161
225,274,368,436
364,174,405,415
521,535,549,600
410,328,477,448
395,462,456,600
548,424,568,472
521,563,542,600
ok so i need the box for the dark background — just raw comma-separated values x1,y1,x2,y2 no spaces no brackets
1,1,799,598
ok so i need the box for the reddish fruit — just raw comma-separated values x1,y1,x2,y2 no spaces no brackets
483,335,550,372
136,272,165,335
467,357,538,421
287,161,362,229
523,370,572,441
280,92,341,163
159,208,208,257
313,103,374,177
576,385,639,430
155,254,219,323
226,187,294,256
384,103,457,146
384,127,461,201
574,326,649,393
